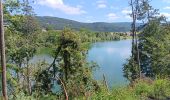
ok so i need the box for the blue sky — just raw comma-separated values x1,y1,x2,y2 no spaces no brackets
33,0,170,22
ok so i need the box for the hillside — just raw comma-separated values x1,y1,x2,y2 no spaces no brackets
36,16,132,32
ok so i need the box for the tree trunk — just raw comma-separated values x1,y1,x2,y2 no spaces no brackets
26,59,32,95
55,76,68,100
0,0,8,99
130,0,141,78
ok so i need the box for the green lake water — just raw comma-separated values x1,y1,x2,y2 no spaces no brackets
30,39,132,87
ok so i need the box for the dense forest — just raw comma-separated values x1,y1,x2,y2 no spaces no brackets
0,0,170,100
36,16,135,32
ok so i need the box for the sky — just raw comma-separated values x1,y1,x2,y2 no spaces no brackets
32,0,170,23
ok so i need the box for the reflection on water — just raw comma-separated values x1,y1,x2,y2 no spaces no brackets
87,40,132,87
30,40,132,88
30,55,53,64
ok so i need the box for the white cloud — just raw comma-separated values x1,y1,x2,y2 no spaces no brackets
160,12,170,20
161,12,170,19
163,6,170,9
97,0,107,8
49,14,54,16
121,8,131,14
163,0,170,3
85,16,94,23
107,13,119,20
37,0,86,15
121,7,131,19
98,4,107,8
86,19,93,22
125,15,131,19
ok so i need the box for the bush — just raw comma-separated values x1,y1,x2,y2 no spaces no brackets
90,79,170,100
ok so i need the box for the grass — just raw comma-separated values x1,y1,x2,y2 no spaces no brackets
89,78,170,100
8,78,170,100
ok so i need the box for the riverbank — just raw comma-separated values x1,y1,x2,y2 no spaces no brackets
10,78,170,100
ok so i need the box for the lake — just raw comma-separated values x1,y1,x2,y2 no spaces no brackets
31,39,132,87
88,40,132,87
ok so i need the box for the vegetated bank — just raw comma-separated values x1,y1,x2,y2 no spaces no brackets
4,0,170,100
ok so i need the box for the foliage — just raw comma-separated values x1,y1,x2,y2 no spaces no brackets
3,0,41,95
3,0,170,100
79,28,124,42
139,20,170,77
123,57,139,81
123,0,170,81
34,28,99,99
89,79,170,100
9,92,36,100
36,16,137,32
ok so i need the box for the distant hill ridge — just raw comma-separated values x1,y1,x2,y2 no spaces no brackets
36,16,134,32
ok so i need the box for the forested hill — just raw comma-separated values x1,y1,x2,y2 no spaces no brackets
36,16,132,32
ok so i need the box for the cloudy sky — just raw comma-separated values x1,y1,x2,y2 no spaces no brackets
33,0,170,22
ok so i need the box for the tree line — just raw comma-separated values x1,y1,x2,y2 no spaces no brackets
0,0,130,99
123,0,170,82
1,0,170,100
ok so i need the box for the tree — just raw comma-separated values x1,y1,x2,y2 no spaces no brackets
35,28,98,98
4,0,39,95
0,0,8,99
123,0,163,81
125,0,141,80
138,19,170,78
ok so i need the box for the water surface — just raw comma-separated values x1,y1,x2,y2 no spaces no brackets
87,40,131,87
31,40,132,87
